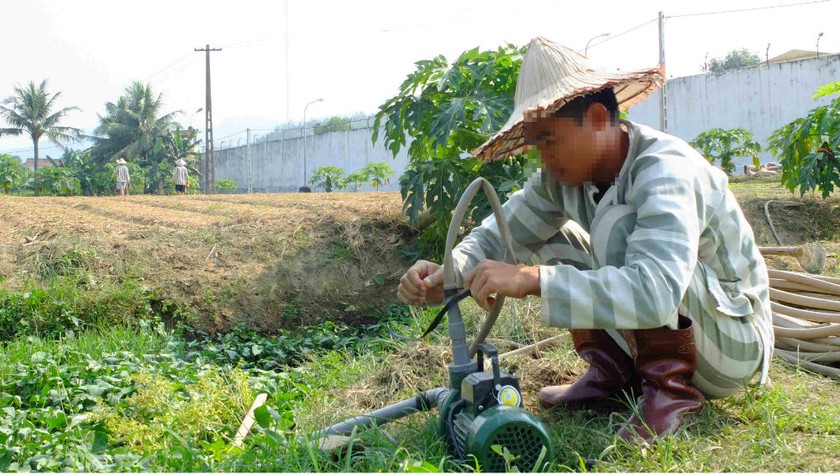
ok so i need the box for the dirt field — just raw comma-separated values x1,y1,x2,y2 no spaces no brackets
1,177,838,333
0,192,413,332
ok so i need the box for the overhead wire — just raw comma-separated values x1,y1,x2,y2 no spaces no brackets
583,17,658,52
667,0,837,18
585,0,836,52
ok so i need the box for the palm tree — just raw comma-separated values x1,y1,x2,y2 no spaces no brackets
92,82,181,193
0,80,80,196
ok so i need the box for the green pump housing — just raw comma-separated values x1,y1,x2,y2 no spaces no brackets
438,342,553,472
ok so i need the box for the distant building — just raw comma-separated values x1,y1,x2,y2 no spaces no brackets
768,49,835,64
23,158,63,169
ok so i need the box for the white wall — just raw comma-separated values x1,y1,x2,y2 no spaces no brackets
630,54,840,171
213,118,410,193
215,53,840,189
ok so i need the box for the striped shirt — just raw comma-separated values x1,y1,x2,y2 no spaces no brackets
451,120,773,383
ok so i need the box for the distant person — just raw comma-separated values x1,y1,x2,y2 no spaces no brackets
173,159,189,195
113,158,130,197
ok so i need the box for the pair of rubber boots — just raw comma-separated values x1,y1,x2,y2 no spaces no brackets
539,316,705,443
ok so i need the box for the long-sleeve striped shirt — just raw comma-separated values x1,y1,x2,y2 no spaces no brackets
451,120,773,383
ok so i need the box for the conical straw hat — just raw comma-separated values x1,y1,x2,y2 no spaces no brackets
473,36,664,162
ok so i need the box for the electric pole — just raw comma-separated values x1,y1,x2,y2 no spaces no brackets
195,44,222,194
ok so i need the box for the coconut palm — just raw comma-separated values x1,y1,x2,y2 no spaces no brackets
0,80,81,196
92,81,181,192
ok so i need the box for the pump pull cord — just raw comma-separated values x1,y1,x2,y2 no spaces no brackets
386,290,471,341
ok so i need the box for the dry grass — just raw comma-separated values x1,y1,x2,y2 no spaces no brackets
0,192,412,333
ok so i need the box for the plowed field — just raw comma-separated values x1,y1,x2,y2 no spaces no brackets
0,192,412,332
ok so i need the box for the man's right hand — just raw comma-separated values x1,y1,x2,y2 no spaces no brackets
397,260,445,305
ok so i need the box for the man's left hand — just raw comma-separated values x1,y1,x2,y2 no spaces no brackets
464,260,541,312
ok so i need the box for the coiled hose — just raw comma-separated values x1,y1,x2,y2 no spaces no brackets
768,268,840,378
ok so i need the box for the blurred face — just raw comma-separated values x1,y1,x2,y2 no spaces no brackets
522,103,623,186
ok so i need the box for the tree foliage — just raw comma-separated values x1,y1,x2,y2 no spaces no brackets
707,49,761,73
361,162,394,191
314,116,351,135
0,79,80,195
309,166,346,192
690,128,762,175
61,149,113,196
0,154,29,194
92,82,195,194
345,171,368,192
767,81,840,198
37,166,81,196
372,44,526,257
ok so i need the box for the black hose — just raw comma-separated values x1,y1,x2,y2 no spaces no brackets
314,387,449,437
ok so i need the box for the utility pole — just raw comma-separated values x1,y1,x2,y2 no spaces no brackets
658,11,667,133
195,44,222,194
246,128,253,193
285,0,291,121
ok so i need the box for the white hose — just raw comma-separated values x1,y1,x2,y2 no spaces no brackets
767,268,840,378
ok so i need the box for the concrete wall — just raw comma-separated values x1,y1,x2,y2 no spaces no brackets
214,54,840,190
213,117,410,193
630,54,840,170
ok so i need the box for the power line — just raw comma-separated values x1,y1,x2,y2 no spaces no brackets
582,0,836,52
584,17,658,51
668,0,836,18
144,52,194,83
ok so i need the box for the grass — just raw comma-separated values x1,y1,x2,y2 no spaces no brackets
0,291,838,472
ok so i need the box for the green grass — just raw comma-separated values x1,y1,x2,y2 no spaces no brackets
0,294,838,472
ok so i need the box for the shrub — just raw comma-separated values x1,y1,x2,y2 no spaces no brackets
216,179,238,194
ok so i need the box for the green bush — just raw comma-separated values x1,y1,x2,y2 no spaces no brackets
0,154,29,194
216,179,238,194
767,81,840,198
690,128,762,175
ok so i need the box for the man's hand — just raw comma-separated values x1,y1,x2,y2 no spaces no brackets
398,260,444,305
464,260,541,311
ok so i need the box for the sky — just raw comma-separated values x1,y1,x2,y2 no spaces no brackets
1,0,838,159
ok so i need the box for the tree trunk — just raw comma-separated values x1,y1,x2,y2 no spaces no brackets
32,137,40,197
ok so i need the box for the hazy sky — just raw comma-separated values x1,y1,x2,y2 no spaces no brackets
1,0,838,159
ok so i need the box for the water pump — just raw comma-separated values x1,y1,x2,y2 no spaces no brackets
435,177,553,471
315,177,553,471
438,340,552,471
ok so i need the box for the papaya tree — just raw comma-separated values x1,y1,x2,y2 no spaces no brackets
361,162,393,191
345,171,367,192
690,128,762,175
372,44,526,257
767,81,840,198
309,166,346,192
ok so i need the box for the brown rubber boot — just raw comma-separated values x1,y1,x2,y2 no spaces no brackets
539,329,639,410
617,316,706,444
